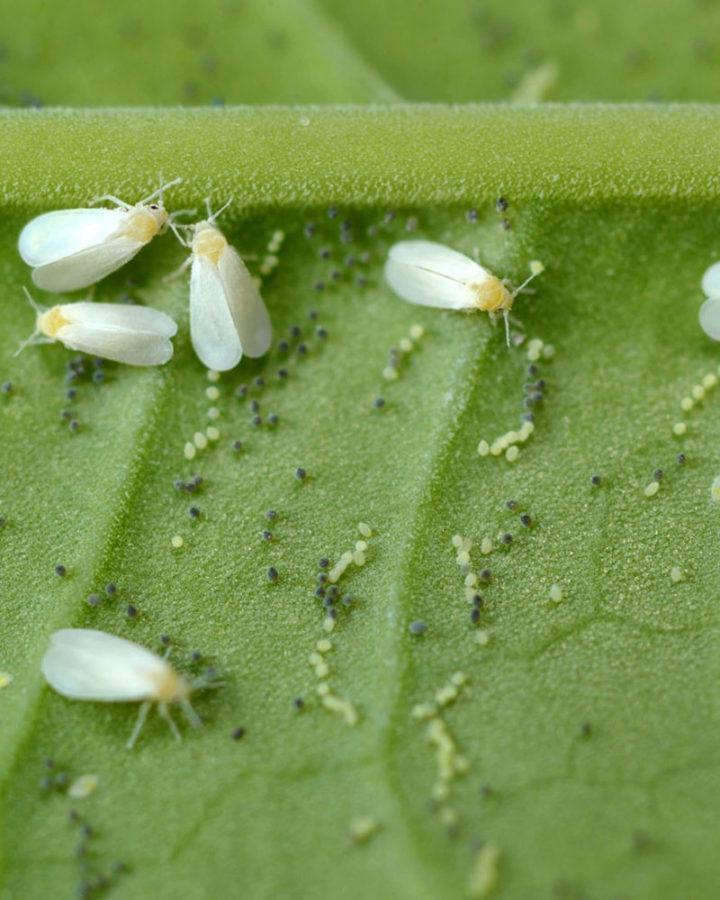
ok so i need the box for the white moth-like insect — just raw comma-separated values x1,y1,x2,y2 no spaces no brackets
171,199,272,371
384,240,544,345
18,177,182,293
699,261,720,340
41,629,215,749
17,288,177,365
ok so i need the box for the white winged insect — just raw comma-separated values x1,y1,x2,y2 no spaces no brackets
700,261,720,340
384,240,544,345
17,288,177,366
41,629,218,749
18,177,183,293
170,199,272,371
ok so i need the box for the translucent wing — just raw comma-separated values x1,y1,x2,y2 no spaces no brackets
42,629,168,702
699,297,720,340
56,324,174,366
384,240,486,310
19,208,128,267
190,255,243,371
64,302,177,337
31,235,145,293
218,246,272,358
701,262,720,300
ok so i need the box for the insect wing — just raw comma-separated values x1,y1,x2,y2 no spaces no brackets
699,297,720,340
189,255,243,371
42,629,168,702
64,301,177,337
701,262,720,300
19,208,127,267
31,235,145,293
218,245,272,358
385,240,485,309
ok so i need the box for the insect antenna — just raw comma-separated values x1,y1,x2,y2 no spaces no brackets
22,286,44,315
191,668,225,691
139,176,183,207
205,196,233,225
88,192,132,209
14,287,46,356
511,262,545,298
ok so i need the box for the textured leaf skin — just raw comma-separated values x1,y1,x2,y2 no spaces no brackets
2,0,720,894
0,107,719,900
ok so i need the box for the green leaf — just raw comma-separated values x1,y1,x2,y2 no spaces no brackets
2,106,720,900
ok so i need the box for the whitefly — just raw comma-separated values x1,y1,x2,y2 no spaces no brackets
384,239,544,345
41,628,220,749
169,198,272,372
16,288,177,366
18,177,184,293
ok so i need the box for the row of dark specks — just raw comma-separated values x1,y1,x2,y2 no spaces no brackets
477,337,554,463
363,202,520,882
303,205,417,298
0,211,397,881
303,523,375,727
172,231,329,553
2,201,524,881
60,355,111,434
2,338,112,434
408,207,720,890
277,209,414,841
38,757,126,898
467,196,511,233
406,201,546,889
445,498,544,635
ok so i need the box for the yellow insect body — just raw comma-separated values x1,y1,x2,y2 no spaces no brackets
385,240,543,345
192,221,228,264
149,667,193,705
20,289,178,367
471,276,513,313
123,205,168,243
37,306,71,338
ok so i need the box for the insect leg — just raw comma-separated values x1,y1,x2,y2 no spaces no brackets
126,700,152,750
159,702,182,741
163,255,193,283
167,220,192,249
13,331,43,357
503,309,511,348
180,697,203,729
